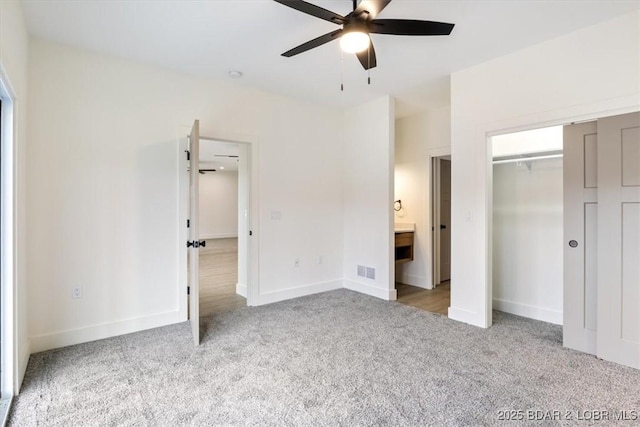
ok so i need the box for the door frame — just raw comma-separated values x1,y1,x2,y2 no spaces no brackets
0,65,16,410
178,128,260,321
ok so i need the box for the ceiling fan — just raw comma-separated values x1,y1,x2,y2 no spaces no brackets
274,0,455,70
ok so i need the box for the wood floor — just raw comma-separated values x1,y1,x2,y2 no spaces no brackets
198,239,448,317
199,238,246,317
396,281,450,315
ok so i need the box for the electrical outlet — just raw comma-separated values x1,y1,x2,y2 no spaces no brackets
294,258,300,268
72,286,82,299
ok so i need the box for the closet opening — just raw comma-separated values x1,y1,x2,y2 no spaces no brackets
491,126,564,325
489,111,640,370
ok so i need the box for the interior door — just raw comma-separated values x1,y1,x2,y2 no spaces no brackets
440,159,451,281
563,121,598,355
433,158,441,285
596,112,640,369
188,120,200,345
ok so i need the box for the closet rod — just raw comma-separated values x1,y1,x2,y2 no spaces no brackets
493,152,563,165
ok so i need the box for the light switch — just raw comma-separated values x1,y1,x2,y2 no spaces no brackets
271,211,282,220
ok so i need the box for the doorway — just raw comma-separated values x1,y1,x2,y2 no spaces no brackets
179,125,258,345
491,126,564,325
394,154,451,316
433,156,451,286
198,139,245,317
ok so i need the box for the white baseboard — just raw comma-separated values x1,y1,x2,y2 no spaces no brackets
200,233,238,240
448,306,488,328
29,310,183,354
236,282,247,298
257,280,343,306
343,280,397,301
17,339,30,394
397,273,430,289
493,298,562,325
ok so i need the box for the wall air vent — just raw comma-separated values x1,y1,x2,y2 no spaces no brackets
366,267,376,280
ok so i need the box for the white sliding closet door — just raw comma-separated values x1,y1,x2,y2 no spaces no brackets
597,112,640,369
564,112,640,369
564,121,598,355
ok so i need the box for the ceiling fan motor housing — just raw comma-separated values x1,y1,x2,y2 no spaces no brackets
275,0,455,71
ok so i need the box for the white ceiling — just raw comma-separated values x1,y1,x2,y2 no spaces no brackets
21,1,640,117
199,139,240,172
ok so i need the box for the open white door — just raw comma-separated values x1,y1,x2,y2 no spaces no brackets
597,112,640,369
188,120,200,345
563,121,598,355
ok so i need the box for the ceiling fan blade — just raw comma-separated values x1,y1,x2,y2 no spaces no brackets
273,0,345,24
356,41,377,70
282,29,343,57
370,19,455,36
352,0,392,20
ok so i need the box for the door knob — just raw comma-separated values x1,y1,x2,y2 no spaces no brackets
199,240,206,248
440,224,447,230
569,240,578,248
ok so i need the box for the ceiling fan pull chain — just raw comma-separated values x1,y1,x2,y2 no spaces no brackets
340,49,345,91
368,45,371,85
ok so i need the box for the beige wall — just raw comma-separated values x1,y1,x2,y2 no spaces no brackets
0,0,30,392
27,39,346,352
394,106,451,289
450,10,640,327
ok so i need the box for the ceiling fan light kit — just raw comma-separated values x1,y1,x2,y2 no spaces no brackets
339,31,370,53
274,0,455,76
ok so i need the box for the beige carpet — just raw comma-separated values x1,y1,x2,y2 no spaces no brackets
9,289,640,426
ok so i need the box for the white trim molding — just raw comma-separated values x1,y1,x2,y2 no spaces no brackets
448,306,487,328
235,282,247,298
397,273,430,289
18,340,30,391
257,280,342,306
29,310,183,353
343,280,397,301
493,298,562,325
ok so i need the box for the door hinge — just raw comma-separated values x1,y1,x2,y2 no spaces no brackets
249,230,253,236
187,219,190,228
187,286,190,295
185,150,190,161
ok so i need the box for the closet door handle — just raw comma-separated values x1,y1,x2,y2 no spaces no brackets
440,224,447,230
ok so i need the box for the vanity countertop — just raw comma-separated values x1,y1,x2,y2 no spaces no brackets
394,223,415,233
